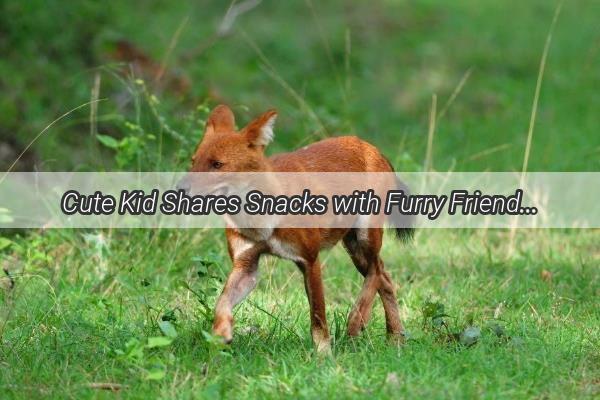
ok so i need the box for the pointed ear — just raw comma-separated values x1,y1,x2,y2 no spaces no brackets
206,104,235,133
244,109,278,146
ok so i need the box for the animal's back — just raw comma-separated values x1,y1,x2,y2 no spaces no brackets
267,135,413,242
269,136,393,173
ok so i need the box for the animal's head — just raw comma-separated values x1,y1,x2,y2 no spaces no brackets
189,104,277,173
176,105,277,195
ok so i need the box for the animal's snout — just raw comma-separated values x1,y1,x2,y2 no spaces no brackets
176,178,191,194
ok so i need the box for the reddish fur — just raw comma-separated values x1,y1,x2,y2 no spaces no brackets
189,105,406,351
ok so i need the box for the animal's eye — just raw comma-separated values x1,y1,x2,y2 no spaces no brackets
211,160,224,169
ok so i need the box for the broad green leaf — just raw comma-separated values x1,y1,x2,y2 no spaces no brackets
96,134,120,149
123,338,144,361
0,237,12,250
158,320,178,338
146,336,173,348
145,367,166,380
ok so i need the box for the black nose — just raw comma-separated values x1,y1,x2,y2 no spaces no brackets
176,179,191,194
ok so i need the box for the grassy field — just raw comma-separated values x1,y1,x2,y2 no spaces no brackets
1,0,599,399
1,229,598,398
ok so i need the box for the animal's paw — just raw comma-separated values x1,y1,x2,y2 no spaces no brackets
315,340,332,357
312,329,332,356
347,309,368,337
212,315,234,344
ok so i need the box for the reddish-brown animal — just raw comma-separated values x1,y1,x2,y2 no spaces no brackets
185,105,412,353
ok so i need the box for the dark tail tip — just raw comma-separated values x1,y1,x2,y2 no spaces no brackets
383,155,415,243
395,226,415,242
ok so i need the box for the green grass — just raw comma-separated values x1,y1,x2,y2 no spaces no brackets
1,0,599,398
1,229,598,398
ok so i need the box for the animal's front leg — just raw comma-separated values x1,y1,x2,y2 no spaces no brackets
302,259,331,354
213,254,259,343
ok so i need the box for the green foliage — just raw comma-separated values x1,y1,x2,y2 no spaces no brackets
0,237,13,251
114,336,173,381
0,0,599,398
158,320,178,339
1,0,598,171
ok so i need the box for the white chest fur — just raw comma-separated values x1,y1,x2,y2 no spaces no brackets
230,228,305,264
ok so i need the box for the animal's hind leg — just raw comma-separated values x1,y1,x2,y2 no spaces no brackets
343,229,404,337
343,229,381,336
347,267,380,336
378,264,404,337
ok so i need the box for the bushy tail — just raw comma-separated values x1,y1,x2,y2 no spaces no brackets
392,176,415,242
384,157,415,242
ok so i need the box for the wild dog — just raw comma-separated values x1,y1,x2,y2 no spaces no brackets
180,105,413,353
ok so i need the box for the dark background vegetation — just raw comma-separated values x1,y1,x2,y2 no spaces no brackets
0,1,598,398
1,0,599,172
